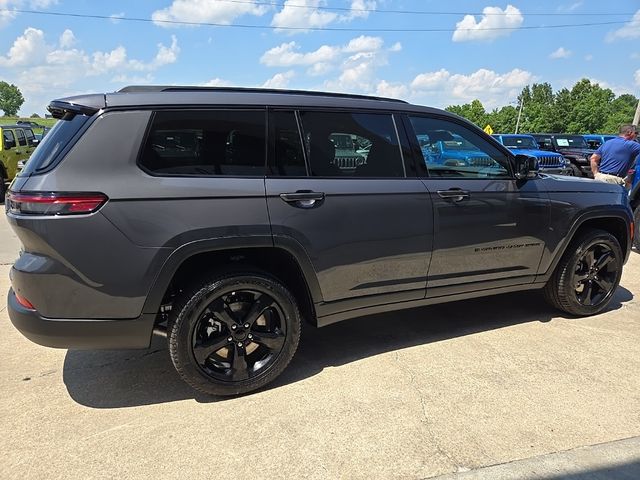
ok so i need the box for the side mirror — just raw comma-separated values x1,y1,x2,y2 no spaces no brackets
514,154,539,180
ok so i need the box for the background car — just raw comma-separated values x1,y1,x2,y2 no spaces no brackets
583,134,617,150
492,134,570,175
531,133,595,177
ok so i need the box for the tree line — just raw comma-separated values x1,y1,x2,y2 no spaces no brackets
445,79,637,135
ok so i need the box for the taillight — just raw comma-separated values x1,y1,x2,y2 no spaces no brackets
15,292,35,310
6,191,108,216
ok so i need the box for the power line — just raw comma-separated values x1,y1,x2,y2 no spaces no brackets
214,0,635,17
0,8,633,32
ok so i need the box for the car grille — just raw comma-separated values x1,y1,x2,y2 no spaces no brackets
333,156,365,169
469,157,494,167
538,156,563,167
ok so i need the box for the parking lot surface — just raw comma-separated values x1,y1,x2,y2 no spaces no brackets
1,212,640,480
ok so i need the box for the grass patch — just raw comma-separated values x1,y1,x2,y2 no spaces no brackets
0,116,57,130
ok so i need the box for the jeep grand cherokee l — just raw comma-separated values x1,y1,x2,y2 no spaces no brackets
6,86,633,396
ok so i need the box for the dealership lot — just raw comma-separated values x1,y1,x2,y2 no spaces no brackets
1,212,640,479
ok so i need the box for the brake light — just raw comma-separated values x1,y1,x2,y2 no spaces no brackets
6,191,108,216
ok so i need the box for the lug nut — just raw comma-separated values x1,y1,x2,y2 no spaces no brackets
244,323,249,328
237,342,243,347
227,337,233,342
248,334,253,340
231,325,237,330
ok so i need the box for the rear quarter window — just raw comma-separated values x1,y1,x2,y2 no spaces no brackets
18,114,89,176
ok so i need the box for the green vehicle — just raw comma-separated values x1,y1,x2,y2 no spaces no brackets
0,124,36,196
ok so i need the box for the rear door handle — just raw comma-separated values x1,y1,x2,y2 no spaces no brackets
280,191,325,209
436,189,470,203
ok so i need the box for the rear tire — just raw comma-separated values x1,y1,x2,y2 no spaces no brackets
168,272,301,396
544,229,623,316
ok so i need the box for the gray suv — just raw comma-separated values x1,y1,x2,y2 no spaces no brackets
6,87,633,396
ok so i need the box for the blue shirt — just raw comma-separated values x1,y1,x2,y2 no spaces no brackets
596,137,640,177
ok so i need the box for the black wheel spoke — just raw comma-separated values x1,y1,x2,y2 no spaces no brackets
594,277,614,294
230,346,250,381
193,337,230,364
578,281,594,305
210,303,237,328
584,249,595,267
594,252,614,271
252,330,285,350
243,293,277,326
574,272,589,284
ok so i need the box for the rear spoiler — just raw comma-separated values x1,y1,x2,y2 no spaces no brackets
47,94,106,119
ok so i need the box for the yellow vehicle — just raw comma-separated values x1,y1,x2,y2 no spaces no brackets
0,124,36,196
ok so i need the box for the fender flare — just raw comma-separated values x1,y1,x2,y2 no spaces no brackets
142,235,323,314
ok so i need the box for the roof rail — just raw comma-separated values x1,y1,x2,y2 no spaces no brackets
117,85,408,104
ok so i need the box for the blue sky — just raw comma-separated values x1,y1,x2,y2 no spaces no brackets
0,0,638,116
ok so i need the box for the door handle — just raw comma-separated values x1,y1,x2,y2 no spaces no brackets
280,191,325,209
436,189,470,203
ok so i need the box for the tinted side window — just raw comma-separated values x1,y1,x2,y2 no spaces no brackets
409,116,510,179
269,111,306,176
15,129,26,146
24,128,35,146
299,111,404,178
140,110,266,176
3,130,15,149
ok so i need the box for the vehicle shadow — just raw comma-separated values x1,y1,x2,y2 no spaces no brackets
63,286,634,408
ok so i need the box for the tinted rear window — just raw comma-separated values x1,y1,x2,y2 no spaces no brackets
19,115,89,176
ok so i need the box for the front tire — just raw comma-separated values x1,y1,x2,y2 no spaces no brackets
567,162,582,177
168,272,301,396
544,229,623,316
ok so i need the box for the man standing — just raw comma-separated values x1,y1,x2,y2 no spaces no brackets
590,124,640,187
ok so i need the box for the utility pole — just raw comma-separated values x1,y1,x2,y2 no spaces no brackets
634,98,640,126
515,98,524,134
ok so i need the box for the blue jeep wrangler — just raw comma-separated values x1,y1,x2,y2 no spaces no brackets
493,134,570,175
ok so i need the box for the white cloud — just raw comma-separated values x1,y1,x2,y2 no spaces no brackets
261,36,399,92
153,35,180,67
375,80,408,99
452,5,523,42
152,0,269,27
261,71,295,88
201,78,234,87
550,47,572,59
59,29,75,48
410,68,534,109
607,10,640,42
557,1,583,12
0,27,48,66
272,0,376,33
260,41,340,67
109,12,125,24
0,0,57,28
585,54,593,61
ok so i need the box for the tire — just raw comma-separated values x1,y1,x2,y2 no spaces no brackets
168,272,301,396
633,206,640,251
567,162,582,177
544,229,623,316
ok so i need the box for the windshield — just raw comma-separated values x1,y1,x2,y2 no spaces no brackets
502,136,538,149
554,135,588,149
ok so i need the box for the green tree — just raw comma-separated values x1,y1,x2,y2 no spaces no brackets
445,99,487,127
604,94,637,133
485,105,518,133
0,82,24,116
517,83,555,133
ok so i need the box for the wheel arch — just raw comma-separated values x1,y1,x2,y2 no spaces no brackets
143,237,322,327
540,208,632,282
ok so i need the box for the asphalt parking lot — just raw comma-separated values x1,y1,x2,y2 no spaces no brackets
1,213,640,480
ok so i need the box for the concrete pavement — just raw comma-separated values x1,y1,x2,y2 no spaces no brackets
1,212,640,479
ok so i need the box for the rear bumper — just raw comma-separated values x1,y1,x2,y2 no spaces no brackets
7,288,156,349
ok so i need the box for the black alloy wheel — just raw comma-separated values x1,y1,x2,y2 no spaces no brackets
169,273,301,396
544,229,623,316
